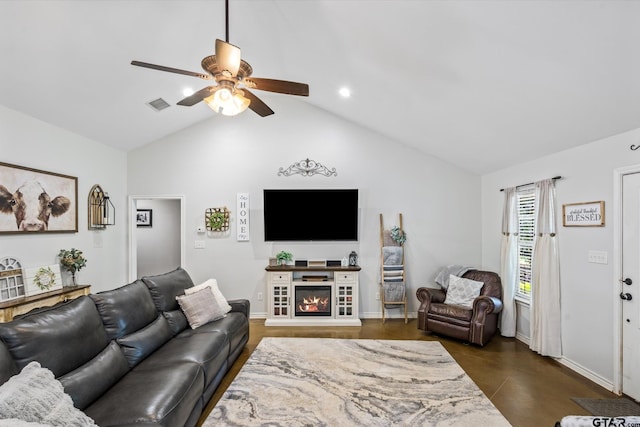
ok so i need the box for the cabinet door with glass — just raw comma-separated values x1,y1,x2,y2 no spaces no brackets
269,272,292,318
335,272,357,318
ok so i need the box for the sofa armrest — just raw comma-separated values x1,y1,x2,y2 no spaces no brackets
472,295,503,315
416,287,445,331
416,287,445,305
228,299,250,318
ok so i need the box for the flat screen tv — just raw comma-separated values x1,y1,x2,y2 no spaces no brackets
263,189,358,241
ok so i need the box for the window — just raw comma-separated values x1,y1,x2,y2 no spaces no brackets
516,186,535,299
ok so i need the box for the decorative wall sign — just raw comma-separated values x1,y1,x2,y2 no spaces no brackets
0,162,78,234
206,207,230,232
25,264,62,296
278,158,337,177
237,193,250,241
136,209,152,227
0,257,25,302
562,201,605,227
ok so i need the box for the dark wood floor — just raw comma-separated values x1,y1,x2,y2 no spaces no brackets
199,319,617,427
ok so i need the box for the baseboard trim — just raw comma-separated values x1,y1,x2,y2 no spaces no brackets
556,357,615,393
361,311,417,319
515,334,614,393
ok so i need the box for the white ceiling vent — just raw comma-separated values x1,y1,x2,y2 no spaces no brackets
146,98,171,112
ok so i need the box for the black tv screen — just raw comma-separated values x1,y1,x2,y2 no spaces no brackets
263,189,358,241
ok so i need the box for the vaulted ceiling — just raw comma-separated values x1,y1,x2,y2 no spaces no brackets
1,1,638,174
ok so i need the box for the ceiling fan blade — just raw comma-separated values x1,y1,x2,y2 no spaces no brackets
243,89,274,117
246,78,309,96
177,86,216,106
131,60,211,80
215,39,241,77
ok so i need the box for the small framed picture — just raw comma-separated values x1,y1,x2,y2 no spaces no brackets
562,201,604,227
136,209,152,227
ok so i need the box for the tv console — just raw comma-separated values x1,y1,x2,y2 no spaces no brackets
265,264,361,326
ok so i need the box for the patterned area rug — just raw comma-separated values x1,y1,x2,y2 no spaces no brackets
204,338,511,426
571,397,640,416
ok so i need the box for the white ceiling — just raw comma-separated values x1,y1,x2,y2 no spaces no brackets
1,0,638,175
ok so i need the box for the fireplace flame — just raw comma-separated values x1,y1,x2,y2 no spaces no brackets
298,296,329,312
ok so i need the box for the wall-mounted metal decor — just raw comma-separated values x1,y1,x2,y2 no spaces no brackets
631,144,640,151
88,184,115,230
206,207,230,232
278,158,337,177
0,162,77,234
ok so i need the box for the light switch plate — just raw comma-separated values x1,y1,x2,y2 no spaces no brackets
587,250,608,264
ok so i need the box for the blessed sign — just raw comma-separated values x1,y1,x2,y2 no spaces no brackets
562,201,604,227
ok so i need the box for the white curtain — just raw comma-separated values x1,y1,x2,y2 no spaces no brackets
500,187,518,337
529,179,562,357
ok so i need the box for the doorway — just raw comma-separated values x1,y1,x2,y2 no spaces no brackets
614,166,640,399
128,195,186,281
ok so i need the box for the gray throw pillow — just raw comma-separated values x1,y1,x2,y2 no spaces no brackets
177,287,227,329
443,274,484,308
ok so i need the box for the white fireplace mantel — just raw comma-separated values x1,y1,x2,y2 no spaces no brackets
264,265,361,327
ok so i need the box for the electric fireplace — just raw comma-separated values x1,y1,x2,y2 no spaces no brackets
295,285,331,317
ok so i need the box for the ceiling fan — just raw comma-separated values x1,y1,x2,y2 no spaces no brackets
131,0,309,117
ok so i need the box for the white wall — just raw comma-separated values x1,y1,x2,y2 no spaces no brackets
127,97,481,317
481,127,640,388
136,199,181,277
0,105,128,293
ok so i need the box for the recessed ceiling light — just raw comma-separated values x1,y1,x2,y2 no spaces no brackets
183,88,194,97
339,87,351,98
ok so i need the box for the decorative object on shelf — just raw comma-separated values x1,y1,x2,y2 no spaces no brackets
206,207,230,232
0,256,25,302
390,225,407,245
88,184,115,230
562,201,605,227
276,251,293,266
631,144,640,151
136,209,152,227
278,158,337,177
24,264,62,296
348,251,358,267
237,193,250,241
33,267,56,291
58,248,87,286
0,162,77,234
341,257,349,267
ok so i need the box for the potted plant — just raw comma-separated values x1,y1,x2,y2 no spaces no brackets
275,251,293,266
58,248,87,286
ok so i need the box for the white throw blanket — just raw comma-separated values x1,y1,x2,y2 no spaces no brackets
435,265,473,290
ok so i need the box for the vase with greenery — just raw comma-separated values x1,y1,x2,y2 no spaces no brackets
276,251,293,266
58,248,87,286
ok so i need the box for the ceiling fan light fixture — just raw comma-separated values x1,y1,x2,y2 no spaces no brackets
204,86,250,116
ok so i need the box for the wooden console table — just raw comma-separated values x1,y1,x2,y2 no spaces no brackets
265,265,361,326
0,285,91,322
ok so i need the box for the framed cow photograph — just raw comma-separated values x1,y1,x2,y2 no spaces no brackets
0,162,78,234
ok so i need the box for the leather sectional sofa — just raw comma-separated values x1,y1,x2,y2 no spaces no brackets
0,267,249,426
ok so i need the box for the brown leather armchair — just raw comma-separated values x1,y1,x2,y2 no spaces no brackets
416,270,503,346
